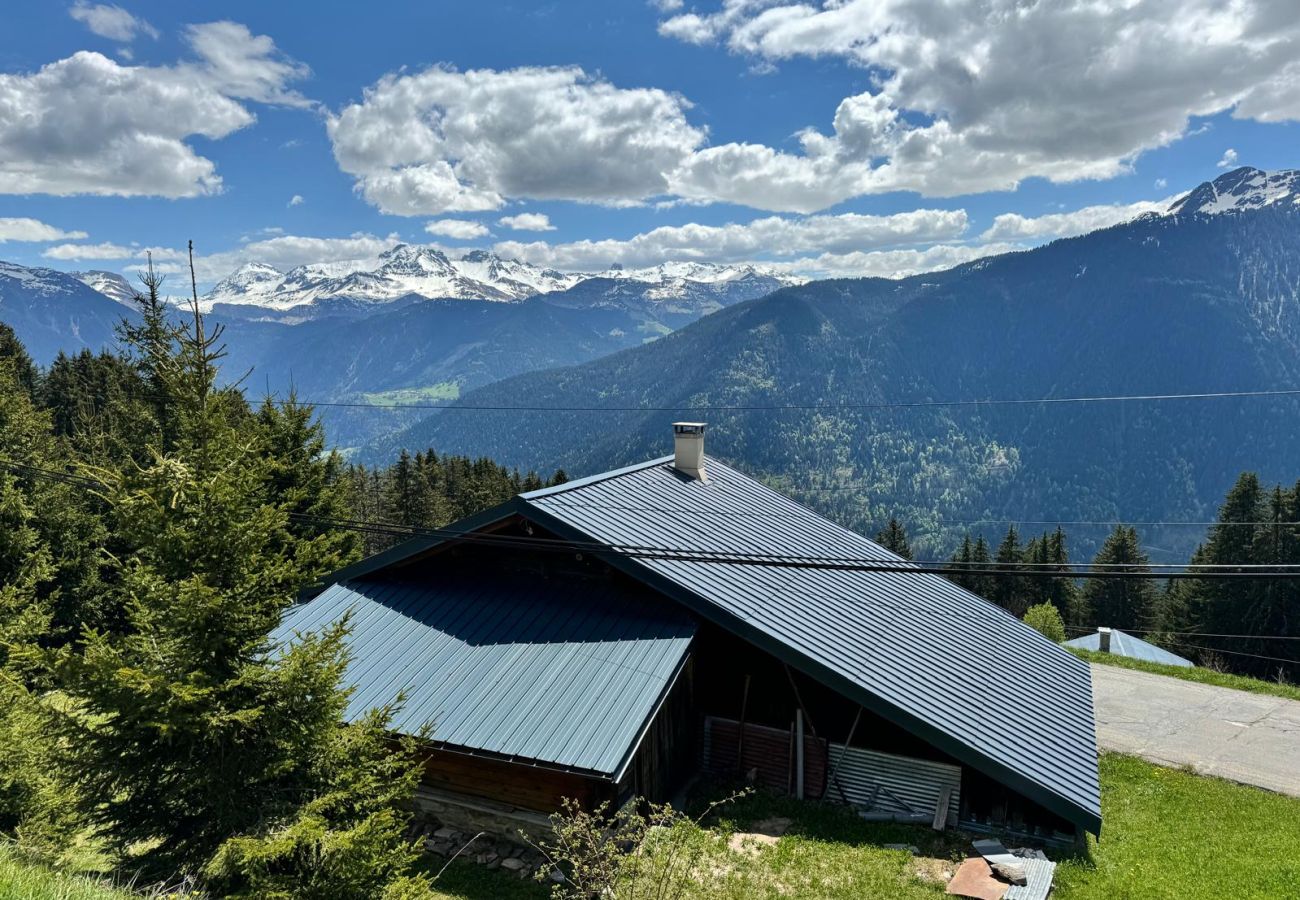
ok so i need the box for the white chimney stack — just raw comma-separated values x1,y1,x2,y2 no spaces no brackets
673,422,708,482
1098,627,1112,654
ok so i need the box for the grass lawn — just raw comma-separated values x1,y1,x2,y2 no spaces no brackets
1055,755,1300,899
1068,647,1300,702
0,845,137,900
419,754,1300,899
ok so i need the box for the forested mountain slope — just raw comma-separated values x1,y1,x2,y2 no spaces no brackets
392,197,1300,559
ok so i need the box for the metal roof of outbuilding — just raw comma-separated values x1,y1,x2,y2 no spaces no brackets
1064,629,1194,667
273,575,695,777
517,456,1102,834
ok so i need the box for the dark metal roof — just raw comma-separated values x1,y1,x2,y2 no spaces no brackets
273,575,695,777
1064,629,1194,667
519,456,1102,834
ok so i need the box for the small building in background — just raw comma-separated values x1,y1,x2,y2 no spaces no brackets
275,424,1103,844
1064,626,1195,668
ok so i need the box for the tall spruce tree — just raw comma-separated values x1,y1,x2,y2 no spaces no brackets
990,525,1030,615
1173,473,1300,676
1025,528,1081,624
1080,525,1156,630
875,517,913,559
50,278,432,895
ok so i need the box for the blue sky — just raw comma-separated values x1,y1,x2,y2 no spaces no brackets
1,1,1296,289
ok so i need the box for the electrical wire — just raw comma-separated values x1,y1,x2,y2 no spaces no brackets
281,386,1300,413
1063,625,1300,641
10,457,1300,582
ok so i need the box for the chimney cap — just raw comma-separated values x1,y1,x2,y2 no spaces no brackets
673,422,707,435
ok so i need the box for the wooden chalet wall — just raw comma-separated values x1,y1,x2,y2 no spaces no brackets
418,749,613,813
620,657,696,803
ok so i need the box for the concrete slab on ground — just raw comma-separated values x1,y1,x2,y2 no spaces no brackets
1090,663,1300,796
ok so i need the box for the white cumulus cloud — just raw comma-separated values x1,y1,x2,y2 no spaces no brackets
69,2,158,42
327,65,706,215
41,241,135,260
787,242,1025,281
658,0,1300,203
1218,148,1240,168
424,219,491,239
184,21,313,108
493,208,968,270
288,194,305,206
498,212,556,232
979,197,1177,242
0,24,309,198
0,218,88,243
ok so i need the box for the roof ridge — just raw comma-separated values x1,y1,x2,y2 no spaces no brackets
520,455,674,499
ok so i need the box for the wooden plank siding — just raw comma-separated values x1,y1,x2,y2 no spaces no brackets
417,748,612,812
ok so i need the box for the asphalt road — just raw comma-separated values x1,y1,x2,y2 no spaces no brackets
1090,663,1300,797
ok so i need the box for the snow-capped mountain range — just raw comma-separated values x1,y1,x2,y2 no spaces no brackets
1167,166,1300,216
38,164,1298,322
199,244,803,313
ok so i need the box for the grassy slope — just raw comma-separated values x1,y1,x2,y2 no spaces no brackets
1056,755,1300,899
1068,647,1300,702
423,754,1300,900
0,846,135,900
8,755,1297,899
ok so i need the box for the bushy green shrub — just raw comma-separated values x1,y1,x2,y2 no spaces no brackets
1023,602,1066,643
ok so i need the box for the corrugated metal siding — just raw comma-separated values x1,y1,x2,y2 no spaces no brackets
827,744,960,823
522,456,1101,832
273,576,695,776
1005,854,1056,900
1064,629,1194,667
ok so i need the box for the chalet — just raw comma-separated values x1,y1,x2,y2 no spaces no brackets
274,424,1102,842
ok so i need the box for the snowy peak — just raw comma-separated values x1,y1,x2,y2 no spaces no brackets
71,270,137,307
198,246,794,313
1168,166,1300,216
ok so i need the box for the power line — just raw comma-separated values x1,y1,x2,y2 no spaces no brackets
285,513,1300,580
9,457,1300,581
287,386,1300,413
520,498,1300,530
1063,625,1300,642
1162,640,1299,667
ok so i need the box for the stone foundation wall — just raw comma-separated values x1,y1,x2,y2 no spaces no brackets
410,786,559,881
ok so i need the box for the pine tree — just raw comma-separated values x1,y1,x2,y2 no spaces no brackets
1175,473,1300,676
990,525,1028,615
1081,525,1156,631
0,353,82,860
50,276,432,894
969,536,995,599
256,393,361,588
875,517,913,559
0,322,37,398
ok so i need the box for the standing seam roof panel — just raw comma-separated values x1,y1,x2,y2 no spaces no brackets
272,575,696,775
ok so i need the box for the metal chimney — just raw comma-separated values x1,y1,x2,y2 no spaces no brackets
1098,627,1112,654
672,422,708,482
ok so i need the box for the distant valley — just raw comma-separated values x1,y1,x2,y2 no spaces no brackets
389,167,1300,560
1,248,798,449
